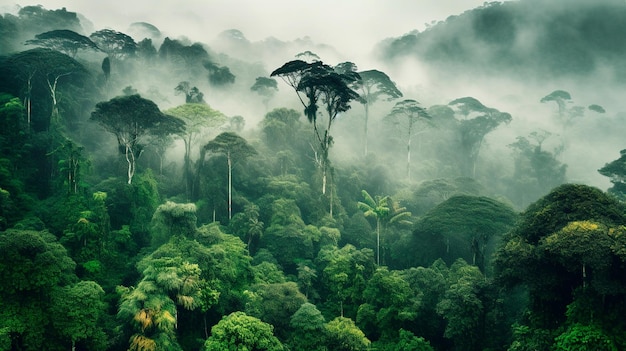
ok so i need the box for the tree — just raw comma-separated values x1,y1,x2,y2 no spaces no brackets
0,229,77,350
91,94,185,184
203,312,284,351
540,90,605,127
358,190,412,265
0,48,90,132
164,103,226,199
50,281,107,351
448,97,512,177
318,244,376,317
598,149,626,201
251,76,278,110
385,99,430,181
410,195,518,272
174,81,205,104
289,303,326,351
540,90,571,121
245,282,307,338
325,316,371,351
357,267,416,340
271,59,361,198
203,132,257,220
150,201,198,247
506,131,566,207
436,259,486,351
494,184,626,349
25,29,100,58
335,64,403,156
89,29,137,61
240,204,264,251
260,107,302,154
203,61,236,86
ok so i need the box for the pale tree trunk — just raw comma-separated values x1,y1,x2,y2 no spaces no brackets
47,72,72,125
125,144,135,184
329,175,333,218
227,151,232,220
363,102,370,156
322,165,327,195
26,71,35,129
407,120,413,182
376,218,381,265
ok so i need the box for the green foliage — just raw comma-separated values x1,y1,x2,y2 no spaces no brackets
50,281,107,349
288,302,326,351
553,323,618,351
262,198,317,273
495,184,626,348
599,149,626,201
91,95,183,184
0,229,76,294
325,316,370,351
317,244,376,317
436,259,486,351
203,312,284,351
357,267,417,340
150,201,197,247
245,282,307,338
410,195,518,272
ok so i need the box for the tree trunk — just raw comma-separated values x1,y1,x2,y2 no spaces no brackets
227,151,232,220
407,119,413,182
376,219,381,265
363,102,370,156
125,144,135,184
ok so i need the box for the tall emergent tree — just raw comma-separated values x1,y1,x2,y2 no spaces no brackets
25,29,100,58
250,76,279,111
91,94,185,184
89,29,137,61
203,132,256,220
385,99,430,181
448,97,512,178
335,63,403,156
164,102,226,200
271,60,361,197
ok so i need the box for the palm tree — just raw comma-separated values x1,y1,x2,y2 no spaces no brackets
358,190,412,265
243,204,264,253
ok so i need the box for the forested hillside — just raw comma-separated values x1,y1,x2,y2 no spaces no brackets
2,2,626,351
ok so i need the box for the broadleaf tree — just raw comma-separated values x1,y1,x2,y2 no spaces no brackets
91,94,185,184
271,59,361,216
202,132,257,220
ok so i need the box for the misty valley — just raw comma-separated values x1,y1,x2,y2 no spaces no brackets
3,1,626,350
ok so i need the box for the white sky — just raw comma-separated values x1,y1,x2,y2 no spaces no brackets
4,0,498,55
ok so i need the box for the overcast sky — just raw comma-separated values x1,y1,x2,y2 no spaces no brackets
4,0,500,55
